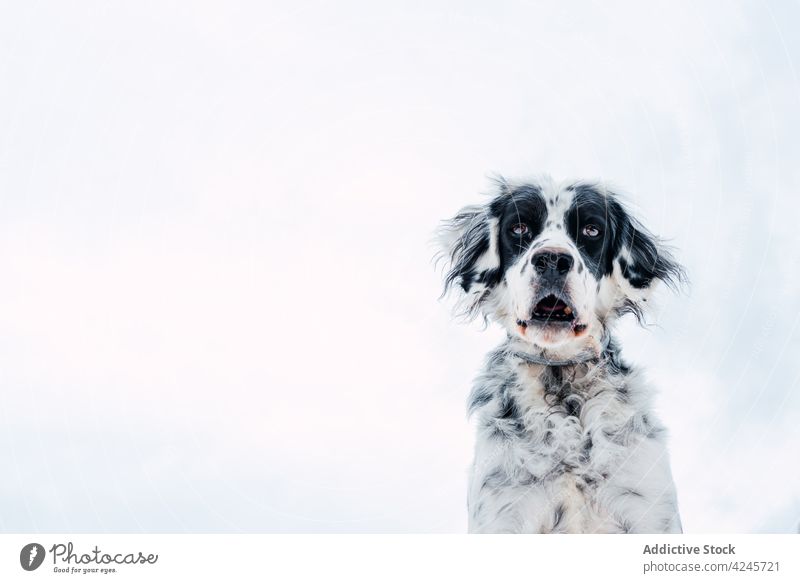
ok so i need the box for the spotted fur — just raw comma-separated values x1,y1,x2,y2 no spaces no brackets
438,175,684,533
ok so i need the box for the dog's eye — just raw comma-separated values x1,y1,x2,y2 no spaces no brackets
581,224,601,238
511,223,529,236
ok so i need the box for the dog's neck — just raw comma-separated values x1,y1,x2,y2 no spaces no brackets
509,334,611,368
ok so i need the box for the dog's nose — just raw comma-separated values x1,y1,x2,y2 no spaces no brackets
532,250,574,276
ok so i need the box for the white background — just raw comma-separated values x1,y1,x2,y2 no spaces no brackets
0,0,798,533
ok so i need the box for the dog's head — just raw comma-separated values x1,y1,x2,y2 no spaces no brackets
438,176,684,360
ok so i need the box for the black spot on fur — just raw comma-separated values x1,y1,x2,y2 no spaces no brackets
564,184,623,280
480,469,508,492
580,436,593,463
540,366,585,419
487,417,526,440
620,488,644,498
552,504,566,531
563,394,582,418
468,388,493,414
496,502,514,515
474,267,502,287
498,393,519,420
604,340,631,376
493,185,549,273
487,425,505,440
542,365,564,397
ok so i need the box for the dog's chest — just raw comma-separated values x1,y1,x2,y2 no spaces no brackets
512,363,625,471
469,354,653,533
506,364,632,529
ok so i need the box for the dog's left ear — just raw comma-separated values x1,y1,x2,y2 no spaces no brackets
613,205,685,319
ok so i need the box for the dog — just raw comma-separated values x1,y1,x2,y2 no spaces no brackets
437,175,684,533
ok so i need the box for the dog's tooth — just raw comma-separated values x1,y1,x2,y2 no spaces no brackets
563,306,572,315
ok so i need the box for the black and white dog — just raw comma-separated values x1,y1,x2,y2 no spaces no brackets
438,176,684,534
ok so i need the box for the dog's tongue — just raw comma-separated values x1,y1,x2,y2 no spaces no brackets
538,298,567,312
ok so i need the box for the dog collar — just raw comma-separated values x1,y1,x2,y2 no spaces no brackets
511,337,610,367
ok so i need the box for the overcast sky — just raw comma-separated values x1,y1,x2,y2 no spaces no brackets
0,0,798,533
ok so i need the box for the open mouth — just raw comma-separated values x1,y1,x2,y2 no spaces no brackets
528,293,575,324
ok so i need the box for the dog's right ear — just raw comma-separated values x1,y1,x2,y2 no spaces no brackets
436,203,502,318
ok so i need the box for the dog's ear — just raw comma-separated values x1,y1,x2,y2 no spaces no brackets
436,203,502,318
613,207,685,320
